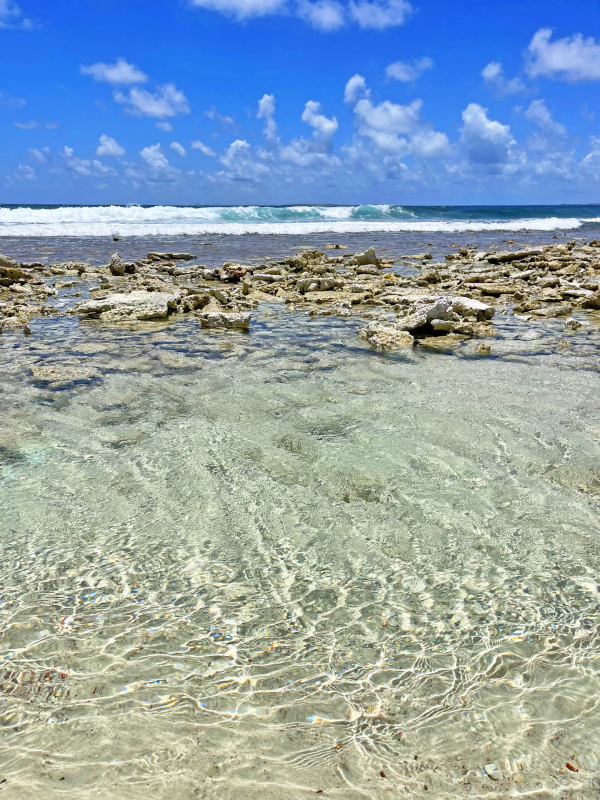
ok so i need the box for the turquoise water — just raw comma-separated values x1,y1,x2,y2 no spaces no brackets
0,299,599,799
1,203,600,237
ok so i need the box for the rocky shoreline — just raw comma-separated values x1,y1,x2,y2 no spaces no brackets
1,239,599,351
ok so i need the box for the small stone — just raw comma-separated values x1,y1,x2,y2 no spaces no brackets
557,339,571,347
484,763,502,781
23,323,32,335
475,342,491,356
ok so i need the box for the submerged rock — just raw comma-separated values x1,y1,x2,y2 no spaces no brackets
359,323,414,351
199,311,251,330
74,290,179,320
146,252,195,261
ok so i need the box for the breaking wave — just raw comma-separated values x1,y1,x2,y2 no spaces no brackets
1,204,599,237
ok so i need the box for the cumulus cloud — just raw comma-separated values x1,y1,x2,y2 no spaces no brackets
344,74,369,104
481,61,527,95
81,57,148,85
347,77,449,158
349,0,412,30
386,57,433,82
170,141,186,157
0,0,32,29
62,146,115,177
156,121,174,131
189,0,285,20
191,140,217,156
460,103,515,166
257,94,278,143
526,28,600,82
297,0,345,31
17,164,35,180
301,100,338,143
140,143,170,169
188,0,412,29
96,134,125,157
524,99,566,136
115,84,190,119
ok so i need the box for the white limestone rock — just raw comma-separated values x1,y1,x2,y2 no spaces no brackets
359,323,414,351
199,311,250,329
74,290,179,320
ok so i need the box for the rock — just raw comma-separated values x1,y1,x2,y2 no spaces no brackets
353,248,381,266
0,254,19,269
199,311,250,330
581,290,600,309
475,342,491,356
477,283,519,296
74,290,179,320
109,253,126,276
0,265,27,286
483,763,502,781
253,273,284,283
147,252,195,261
358,323,414,351
487,248,543,264
356,264,381,275
565,318,584,330
397,295,495,334
423,270,441,283
532,304,572,318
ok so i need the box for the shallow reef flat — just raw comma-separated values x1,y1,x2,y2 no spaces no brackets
0,236,599,799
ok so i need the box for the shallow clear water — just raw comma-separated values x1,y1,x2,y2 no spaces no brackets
1,232,600,799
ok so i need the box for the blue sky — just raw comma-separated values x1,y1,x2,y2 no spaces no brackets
1,0,599,204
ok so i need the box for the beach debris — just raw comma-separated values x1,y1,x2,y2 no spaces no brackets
566,762,578,772
73,290,179,320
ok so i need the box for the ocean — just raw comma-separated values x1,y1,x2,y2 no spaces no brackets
1,203,600,237
1,207,599,799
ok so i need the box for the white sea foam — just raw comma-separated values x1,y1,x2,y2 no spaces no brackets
0,205,596,237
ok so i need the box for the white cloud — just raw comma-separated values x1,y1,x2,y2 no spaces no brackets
481,61,527,95
96,134,125,157
205,107,235,128
190,0,285,20
81,57,148,85
526,28,600,82
257,93,278,142
63,146,74,157
156,121,174,131
0,0,32,29
115,83,190,119
14,120,58,130
582,136,600,165
191,140,216,156
386,57,433,82
460,103,515,166
344,74,369,104
348,79,449,158
140,143,170,169
301,100,338,142
297,0,345,31
0,91,25,108
188,0,411,30
170,141,187,157
349,0,412,30
17,164,35,180
27,147,49,163
524,99,566,136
